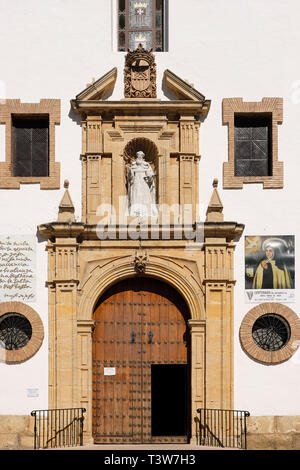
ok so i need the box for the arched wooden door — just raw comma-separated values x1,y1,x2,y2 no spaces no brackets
92,278,190,444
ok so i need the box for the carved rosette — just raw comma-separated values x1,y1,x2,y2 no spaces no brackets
124,44,157,98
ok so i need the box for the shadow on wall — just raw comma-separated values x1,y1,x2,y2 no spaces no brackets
68,107,82,126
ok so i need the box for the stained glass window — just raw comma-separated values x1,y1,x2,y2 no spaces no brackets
118,0,165,52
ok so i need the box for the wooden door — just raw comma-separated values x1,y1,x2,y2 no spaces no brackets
92,278,190,444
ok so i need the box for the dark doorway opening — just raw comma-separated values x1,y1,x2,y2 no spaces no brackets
151,364,188,437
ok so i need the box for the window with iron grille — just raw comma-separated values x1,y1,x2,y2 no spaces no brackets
12,115,49,177
234,113,272,177
222,98,283,189
0,302,44,364
118,0,167,52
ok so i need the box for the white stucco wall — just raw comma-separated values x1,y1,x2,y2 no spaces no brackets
0,0,299,416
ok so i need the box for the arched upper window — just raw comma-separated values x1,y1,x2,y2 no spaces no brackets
118,0,168,52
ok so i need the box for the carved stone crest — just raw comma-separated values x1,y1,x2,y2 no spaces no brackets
134,250,149,274
124,44,157,98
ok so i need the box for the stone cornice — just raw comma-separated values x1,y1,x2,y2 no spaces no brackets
38,222,85,240
70,99,210,117
38,221,244,242
204,221,244,241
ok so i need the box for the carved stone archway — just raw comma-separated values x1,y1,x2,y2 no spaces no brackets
76,255,206,444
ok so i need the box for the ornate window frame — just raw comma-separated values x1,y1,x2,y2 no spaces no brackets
0,302,44,364
239,303,300,365
222,97,283,189
0,99,60,189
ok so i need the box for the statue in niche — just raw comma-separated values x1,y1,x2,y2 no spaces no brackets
127,151,158,218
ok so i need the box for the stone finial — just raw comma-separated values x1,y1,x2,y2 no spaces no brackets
58,179,75,222
205,178,224,222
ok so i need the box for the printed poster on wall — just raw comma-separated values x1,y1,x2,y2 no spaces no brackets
0,235,36,303
245,235,295,303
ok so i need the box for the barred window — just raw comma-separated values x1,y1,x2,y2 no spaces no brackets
12,115,49,177
0,313,32,351
234,113,272,177
222,98,283,190
118,0,167,52
0,302,44,364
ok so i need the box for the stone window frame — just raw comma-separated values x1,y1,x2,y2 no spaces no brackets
0,99,60,189
222,97,283,189
239,302,300,365
0,302,44,364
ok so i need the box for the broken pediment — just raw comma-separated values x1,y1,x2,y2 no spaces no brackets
164,69,207,102
71,47,211,119
75,67,117,101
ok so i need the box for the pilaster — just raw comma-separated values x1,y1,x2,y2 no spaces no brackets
188,319,206,445
46,238,80,410
77,319,95,444
203,237,235,410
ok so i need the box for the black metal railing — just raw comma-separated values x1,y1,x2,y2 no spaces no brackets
31,408,86,449
197,408,250,449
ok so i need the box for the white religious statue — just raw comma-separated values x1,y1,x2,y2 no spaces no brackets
127,151,158,218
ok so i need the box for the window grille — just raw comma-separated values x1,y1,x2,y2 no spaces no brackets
252,314,290,352
0,313,32,350
12,115,49,177
234,113,271,177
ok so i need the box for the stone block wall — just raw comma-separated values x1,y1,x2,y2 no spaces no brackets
0,416,34,450
248,416,300,450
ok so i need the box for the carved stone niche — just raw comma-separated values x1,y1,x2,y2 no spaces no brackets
124,44,157,98
124,137,158,173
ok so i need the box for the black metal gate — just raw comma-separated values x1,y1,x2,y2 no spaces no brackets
197,408,250,449
31,408,86,449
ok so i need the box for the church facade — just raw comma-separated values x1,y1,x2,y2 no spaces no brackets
0,0,299,450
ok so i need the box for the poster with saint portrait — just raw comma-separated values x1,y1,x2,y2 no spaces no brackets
245,235,295,303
